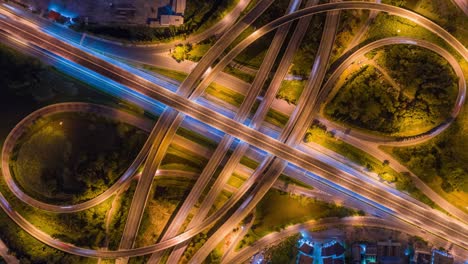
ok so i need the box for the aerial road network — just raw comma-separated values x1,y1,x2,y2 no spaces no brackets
0,0,467,263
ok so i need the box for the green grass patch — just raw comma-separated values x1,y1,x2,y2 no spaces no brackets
276,80,305,105
330,9,369,63
304,121,436,207
249,190,358,238
265,108,289,128
142,65,188,82
205,82,245,107
240,155,259,170
176,127,218,149
136,177,194,247
227,173,245,188
161,144,208,172
223,65,255,83
386,0,468,48
278,174,314,190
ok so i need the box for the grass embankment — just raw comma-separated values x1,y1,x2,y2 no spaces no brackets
160,144,208,172
278,174,313,190
304,122,436,207
384,0,468,47
171,40,214,62
238,190,359,248
276,80,305,105
382,105,468,213
107,181,137,250
365,13,453,50
262,235,300,264
223,65,255,83
0,172,111,259
0,208,97,264
205,82,246,107
135,177,195,247
330,9,370,63
142,65,188,82
227,173,246,188
10,112,147,204
326,45,458,136
290,14,325,77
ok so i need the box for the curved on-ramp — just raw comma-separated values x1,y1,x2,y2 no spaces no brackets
317,36,466,146
1,102,156,213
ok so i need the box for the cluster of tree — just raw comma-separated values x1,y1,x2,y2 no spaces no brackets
182,232,208,262
326,65,404,133
70,120,147,202
14,114,147,204
0,211,97,264
290,15,325,77
264,235,300,264
172,43,192,62
392,125,468,193
108,182,136,250
380,45,457,106
326,45,457,135
330,9,369,62
0,43,47,98
53,206,108,247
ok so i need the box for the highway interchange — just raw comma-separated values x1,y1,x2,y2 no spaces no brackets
0,0,467,263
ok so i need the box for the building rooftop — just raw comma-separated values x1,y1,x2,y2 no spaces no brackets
299,242,314,256
298,254,314,264
322,241,346,257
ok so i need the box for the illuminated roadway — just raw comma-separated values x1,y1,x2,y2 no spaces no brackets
0,1,467,261
117,0,278,259
159,0,319,262
149,0,307,262
224,216,464,264
188,4,341,261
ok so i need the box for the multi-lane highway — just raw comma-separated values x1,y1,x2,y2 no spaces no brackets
158,0,320,262
0,1,467,262
189,4,342,261
117,0,277,258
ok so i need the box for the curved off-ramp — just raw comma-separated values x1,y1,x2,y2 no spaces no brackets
316,36,466,146
1,102,157,213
